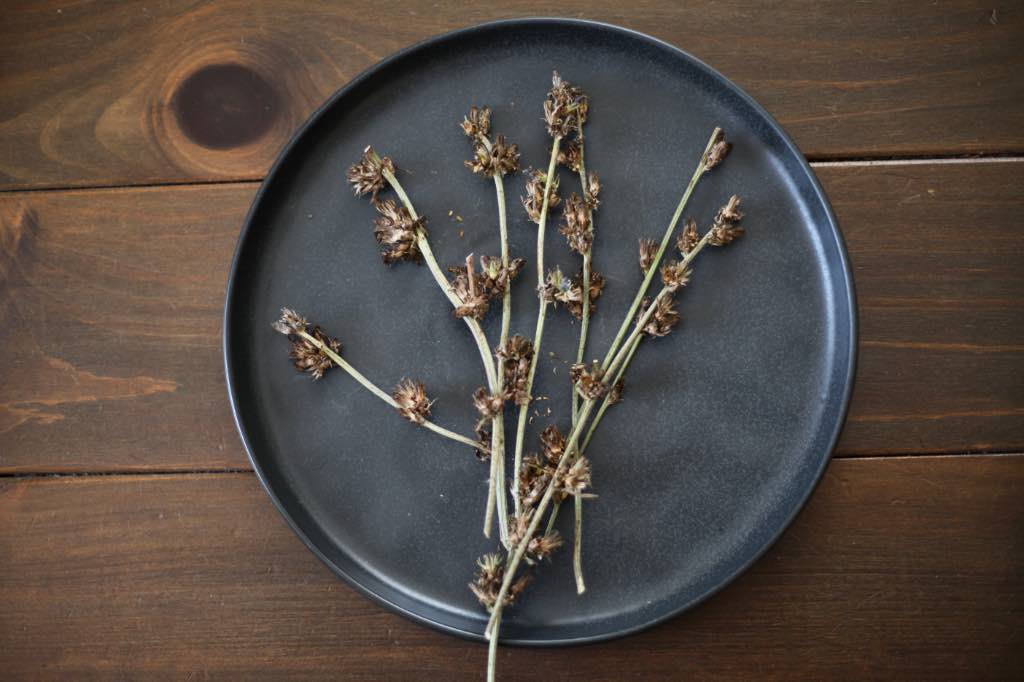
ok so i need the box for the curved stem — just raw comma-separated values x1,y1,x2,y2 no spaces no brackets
296,330,481,451
511,136,562,511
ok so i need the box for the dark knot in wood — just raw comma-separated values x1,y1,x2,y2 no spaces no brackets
171,63,279,150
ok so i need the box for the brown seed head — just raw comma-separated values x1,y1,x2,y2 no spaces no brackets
518,455,551,508
466,134,520,177
347,146,394,200
585,171,601,210
527,531,563,561
373,199,424,264
393,379,433,424
473,387,504,421
473,422,492,461
677,218,700,255
638,238,658,273
709,195,745,246
558,456,593,499
272,307,308,336
522,168,561,223
660,260,692,292
539,425,567,466
573,361,609,401
470,552,530,611
557,139,582,171
703,129,732,171
607,378,625,405
461,105,492,139
559,192,592,255
639,295,681,338
497,335,534,406
543,71,588,138
273,309,340,380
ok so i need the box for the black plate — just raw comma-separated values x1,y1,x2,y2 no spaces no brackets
224,18,856,645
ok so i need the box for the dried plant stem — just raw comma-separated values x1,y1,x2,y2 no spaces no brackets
596,128,721,377
486,398,596,641
295,330,482,450
581,333,642,453
486,611,501,682
511,135,563,512
382,166,507,540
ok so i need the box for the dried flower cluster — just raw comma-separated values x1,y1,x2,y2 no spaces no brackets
544,71,588,138
470,553,531,611
346,145,394,201
709,195,745,246
497,335,534,406
570,361,609,401
272,308,340,380
373,198,424,264
522,169,561,223
540,267,605,320
394,379,433,424
448,255,524,320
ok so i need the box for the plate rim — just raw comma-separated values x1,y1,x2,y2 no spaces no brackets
223,16,858,647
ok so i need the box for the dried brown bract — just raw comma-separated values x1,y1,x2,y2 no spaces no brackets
703,129,732,171
373,199,424,264
585,171,601,210
497,335,534,406
480,255,525,299
474,423,492,461
539,267,570,305
557,456,593,499
522,169,561,223
544,71,587,138
572,361,608,401
607,378,625,405
559,192,592,255
709,195,745,246
450,254,524,319
461,105,492,139
539,425,567,466
677,218,699,255
473,387,505,421
517,455,551,508
470,553,531,611
638,238,658,273
527,531,563,561
659,260,692,292
273,310,341,380
639,295,681,338
393,379,433,424
567,270,605,320
466,134,520,177
557,139,582,171
347,146,394,201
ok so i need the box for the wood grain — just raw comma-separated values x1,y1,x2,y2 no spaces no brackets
0,161,1021,473
1,1,1022,190
1,455,1020,679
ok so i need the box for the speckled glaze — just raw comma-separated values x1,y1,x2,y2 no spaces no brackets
224,18,856,646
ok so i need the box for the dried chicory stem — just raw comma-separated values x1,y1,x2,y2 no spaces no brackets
272,308,483,451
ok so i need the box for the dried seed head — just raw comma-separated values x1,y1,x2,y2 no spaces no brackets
473,387,504,421
527,531,563,561
373,199,424,264
703,129,732,171
567,270,605,320
540,266,570,304
497,335,534,406
585,171,601,210
559,192,592,255
522,168,561,223
544,71,588,138
466,134,520,177
558,456,593,499
709,195,745,246
518,455,551,508
449,254,523,320
347,146,394,200
677,218,700,255
393,379,433,424
507,510,534,549
660,260,692,292
638,238,658,273
461,105,492,139
572,361,608,401
639,295,681,338
469,553,529,610
607,378,625,405
557,139,582,171
273,309,340,380
539,425,567,466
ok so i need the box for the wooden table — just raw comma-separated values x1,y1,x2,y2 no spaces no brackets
2,2,1022,678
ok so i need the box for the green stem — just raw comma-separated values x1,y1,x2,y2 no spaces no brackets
581,333,642,453
511,136,562,513
485,399,596,640
596,128,720,375
486,611,500,682
296,330,482,451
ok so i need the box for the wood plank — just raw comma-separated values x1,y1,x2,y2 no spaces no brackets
1,1,1022,190
0,455,1020,678
0,161,1021,472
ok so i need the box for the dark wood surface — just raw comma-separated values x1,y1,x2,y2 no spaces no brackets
1,1,1021,679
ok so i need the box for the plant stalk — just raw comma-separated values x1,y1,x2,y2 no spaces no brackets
510,135,563,512
296,330,482,450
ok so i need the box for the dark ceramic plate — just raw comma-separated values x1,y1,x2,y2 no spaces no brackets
224,18,855,645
